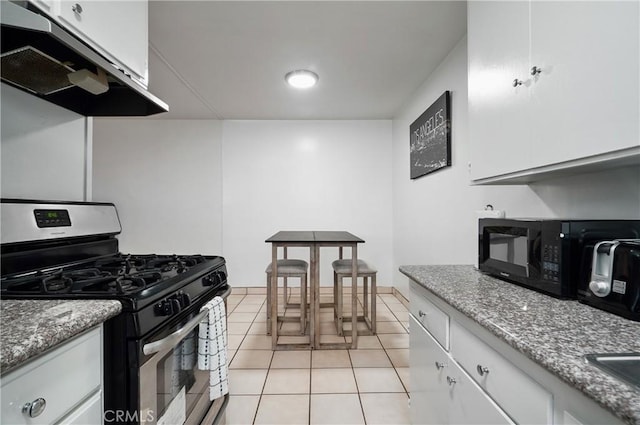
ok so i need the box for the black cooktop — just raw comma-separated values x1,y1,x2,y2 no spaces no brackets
0,253,227,311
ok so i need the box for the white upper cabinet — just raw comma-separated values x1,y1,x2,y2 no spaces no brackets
468,1,640,183
468,1,531,180
29,0,149,87
529,1,639,168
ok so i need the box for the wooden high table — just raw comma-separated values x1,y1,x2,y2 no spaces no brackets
265,231,365,349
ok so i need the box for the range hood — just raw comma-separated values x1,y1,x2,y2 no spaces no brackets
1,1,168,116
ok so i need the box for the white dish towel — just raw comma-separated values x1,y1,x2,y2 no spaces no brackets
198,296,229,400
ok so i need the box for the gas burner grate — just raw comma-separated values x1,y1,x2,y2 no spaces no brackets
144,255,188,273
94,254,147,275
42,272,73,293
1,253,221,298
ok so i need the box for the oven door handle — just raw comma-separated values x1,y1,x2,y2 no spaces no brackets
142,286,231,355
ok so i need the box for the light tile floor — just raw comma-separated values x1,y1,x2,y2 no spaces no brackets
224,290,411,425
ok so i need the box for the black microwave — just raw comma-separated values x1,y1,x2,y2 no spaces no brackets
478,218,640,298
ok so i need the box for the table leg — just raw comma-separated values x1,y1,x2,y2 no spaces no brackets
271,244,279,350
351,243,358,349
312,244,321,349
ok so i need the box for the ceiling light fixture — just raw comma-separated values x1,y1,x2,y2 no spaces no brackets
285,70,319,89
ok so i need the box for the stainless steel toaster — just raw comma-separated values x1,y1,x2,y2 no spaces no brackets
578,239,640,321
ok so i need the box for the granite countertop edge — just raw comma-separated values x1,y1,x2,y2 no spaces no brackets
400,264,640,425
1,299,122,375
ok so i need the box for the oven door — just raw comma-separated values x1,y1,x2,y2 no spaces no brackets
139,287,231,425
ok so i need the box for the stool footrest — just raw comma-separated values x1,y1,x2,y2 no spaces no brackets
266,259,311,349
333,259,377,339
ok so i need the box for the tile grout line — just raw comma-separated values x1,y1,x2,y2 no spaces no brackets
346,347,369,425
228,290,409,425
378,295,411,395
252,312,274,425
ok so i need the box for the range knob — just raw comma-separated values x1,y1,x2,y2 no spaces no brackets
203,271,223,287
589,280,611,297
154,298,181,316
174,292,191,308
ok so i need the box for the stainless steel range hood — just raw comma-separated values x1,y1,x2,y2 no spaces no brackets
1,1,168,116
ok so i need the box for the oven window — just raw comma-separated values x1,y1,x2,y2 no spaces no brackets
156,329,209,421
489,233,528,267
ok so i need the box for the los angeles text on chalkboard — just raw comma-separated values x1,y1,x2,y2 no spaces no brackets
409,91,451,179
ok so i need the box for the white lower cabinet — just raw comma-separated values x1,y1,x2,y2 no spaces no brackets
409,280,624,425
58,392,102,425
0,327,103,425
410,315,513,425
451,321,552,424
410,283,450,349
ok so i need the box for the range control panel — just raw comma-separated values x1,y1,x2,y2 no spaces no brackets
34,209,72,228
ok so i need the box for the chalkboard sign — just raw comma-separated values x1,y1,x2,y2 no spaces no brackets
409,91,451,179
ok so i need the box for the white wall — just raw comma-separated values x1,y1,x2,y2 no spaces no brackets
1,84,90,201
92,119,223,255
222,120,393,287
391,36,640,298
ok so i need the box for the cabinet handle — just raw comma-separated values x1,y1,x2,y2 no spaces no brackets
418,310,426,318
72,3,83,14
435,361,446,370
530,66,542,76
446,376,456,386
22,398,46,418
477,364,490,376
512,79,523,87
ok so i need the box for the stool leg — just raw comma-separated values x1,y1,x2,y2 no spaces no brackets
333,270,338,320
266,272,272,336
300,273,307,335
337,273,344,336
270,263,279,350
351,271,358,349
371,273,377,334
283,277,288,308
363,276,369,319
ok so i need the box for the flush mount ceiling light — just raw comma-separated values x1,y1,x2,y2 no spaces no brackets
285,69,319,89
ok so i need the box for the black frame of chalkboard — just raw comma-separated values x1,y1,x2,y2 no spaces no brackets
409,91,451,179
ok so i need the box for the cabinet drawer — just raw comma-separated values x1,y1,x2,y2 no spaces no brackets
410,282,449,349
409,315,450,425
447,355,514,425
1,328,101,425
450,321,552,424
410,315,513,425
56,391,102,425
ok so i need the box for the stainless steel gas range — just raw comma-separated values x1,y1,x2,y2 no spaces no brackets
0,199,230,425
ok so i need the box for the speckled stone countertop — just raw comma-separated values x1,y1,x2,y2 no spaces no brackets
400,265,640,425
1,299,122,375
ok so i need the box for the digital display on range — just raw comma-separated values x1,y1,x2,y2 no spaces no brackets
34,209,72,228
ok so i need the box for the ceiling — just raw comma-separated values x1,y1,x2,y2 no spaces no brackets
147,1,467,120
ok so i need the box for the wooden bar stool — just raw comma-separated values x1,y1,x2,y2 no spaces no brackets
332,258,377,337
266,259,308,337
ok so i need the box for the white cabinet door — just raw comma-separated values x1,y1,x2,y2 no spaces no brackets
468,0,531,181
468,1,640,183
410,315,449,425
57,0,149,84
529,1,640,168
